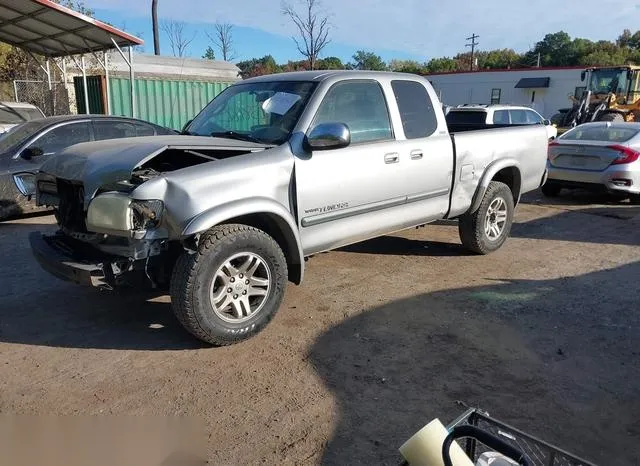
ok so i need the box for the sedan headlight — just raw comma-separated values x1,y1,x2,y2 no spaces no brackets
131,200,164,230
13,173,36,196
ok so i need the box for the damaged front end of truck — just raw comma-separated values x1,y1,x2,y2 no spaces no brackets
29,135,276,290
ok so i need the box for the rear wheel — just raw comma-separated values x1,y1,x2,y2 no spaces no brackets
459,181,514,255
541,183,562,197
598,112,624,122
170,224,287,346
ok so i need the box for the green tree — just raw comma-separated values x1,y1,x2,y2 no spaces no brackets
236,55,281,78
388,59,425,74
347,50,387,71
481,49,522,69
425,57,458,73
202,46,216,60
317,56,344,70
525,31,574,66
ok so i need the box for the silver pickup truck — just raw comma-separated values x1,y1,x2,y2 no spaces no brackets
30,71,548,345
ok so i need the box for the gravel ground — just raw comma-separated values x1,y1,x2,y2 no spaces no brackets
0,190,638,465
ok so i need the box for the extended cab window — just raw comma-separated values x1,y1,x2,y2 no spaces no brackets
391,80,437,139
313,80,392,144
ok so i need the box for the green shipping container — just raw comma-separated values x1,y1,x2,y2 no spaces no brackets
109,78,234,130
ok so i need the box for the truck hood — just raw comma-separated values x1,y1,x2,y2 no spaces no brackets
39,135,270,204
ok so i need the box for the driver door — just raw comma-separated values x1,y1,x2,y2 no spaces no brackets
294,80,405,254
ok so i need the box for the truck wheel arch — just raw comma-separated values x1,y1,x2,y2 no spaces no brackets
181,198,304,284
469,160,522,214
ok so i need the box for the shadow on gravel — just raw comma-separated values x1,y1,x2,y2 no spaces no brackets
511,206,640,246
339,235,472,257
0,289,206,350
309,262,640,466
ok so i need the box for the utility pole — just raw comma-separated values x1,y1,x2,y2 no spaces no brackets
466,33,479,71
152,0,160,55
537,52,541,68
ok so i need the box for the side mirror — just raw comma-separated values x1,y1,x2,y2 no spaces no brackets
543,119,551,126
20,146,44,160
304,122,351,151
580,71,586,82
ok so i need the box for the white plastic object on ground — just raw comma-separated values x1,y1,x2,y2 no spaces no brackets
399,418,474,466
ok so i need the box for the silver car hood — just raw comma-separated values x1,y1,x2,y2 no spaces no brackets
39,135,269,204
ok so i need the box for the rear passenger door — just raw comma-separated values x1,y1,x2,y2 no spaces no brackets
390,79,454,222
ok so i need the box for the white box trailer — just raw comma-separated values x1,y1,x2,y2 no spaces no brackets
426,67,585,119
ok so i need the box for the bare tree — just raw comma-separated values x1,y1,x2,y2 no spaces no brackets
205,24,236,61
160,20,196,57
282,0,330,70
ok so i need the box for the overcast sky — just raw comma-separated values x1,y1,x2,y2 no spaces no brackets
86,0,640,62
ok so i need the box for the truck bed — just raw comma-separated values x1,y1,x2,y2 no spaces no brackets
447,124,549,218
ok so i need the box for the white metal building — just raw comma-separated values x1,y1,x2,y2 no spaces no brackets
426,67,585,118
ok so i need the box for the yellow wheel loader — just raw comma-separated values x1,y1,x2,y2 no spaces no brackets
552,65,640,128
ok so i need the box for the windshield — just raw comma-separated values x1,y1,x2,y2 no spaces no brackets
588,68,629,95
446,110,487,125
0,105,43,124
561,125,639,142
0,120,48,154
185,81,317,145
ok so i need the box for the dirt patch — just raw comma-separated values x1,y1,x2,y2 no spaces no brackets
1,195,639,465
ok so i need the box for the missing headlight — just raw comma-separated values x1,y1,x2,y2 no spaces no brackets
131,200,164,230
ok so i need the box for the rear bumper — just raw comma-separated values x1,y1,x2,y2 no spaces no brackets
547,164,640,194
29,232,114,288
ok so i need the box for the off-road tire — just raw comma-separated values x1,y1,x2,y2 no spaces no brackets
459,181,514,255
541,183,562,197
170,224,287,346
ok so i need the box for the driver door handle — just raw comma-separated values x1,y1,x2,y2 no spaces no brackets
410,150,423,160
384,153,399,164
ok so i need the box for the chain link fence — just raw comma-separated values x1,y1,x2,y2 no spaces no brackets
13,80,70,116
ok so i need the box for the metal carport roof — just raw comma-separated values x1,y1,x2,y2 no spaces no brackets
0,0,144,117
0,0,142,56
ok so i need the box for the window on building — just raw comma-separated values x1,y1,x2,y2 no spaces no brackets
491,88,501,104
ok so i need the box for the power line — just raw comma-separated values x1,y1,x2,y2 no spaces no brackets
466,33,480,71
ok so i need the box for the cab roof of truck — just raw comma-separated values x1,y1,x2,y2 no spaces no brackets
241,70,425,83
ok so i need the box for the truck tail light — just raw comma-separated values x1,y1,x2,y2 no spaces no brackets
608,145,640,165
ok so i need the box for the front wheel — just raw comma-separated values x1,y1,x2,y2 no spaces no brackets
459,181,515,255
170,224,288,346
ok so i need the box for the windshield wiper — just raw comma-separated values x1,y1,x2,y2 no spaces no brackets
210,131,265,144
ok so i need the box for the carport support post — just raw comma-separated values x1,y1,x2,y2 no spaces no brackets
104,51,111,115
111,38,136,118
128,46,135,118
81,55,89,114
45,59,52,90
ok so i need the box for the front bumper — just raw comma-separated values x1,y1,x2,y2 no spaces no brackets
29,232,119,289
